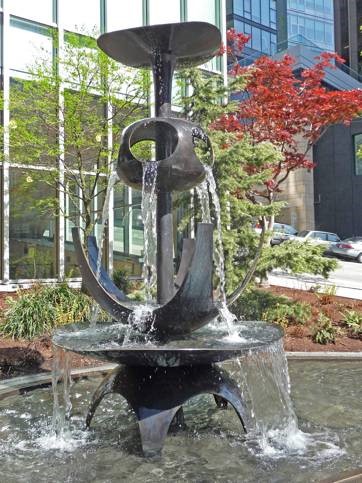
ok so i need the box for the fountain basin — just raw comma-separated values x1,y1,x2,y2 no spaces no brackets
0,360,361,482
52,321,283,367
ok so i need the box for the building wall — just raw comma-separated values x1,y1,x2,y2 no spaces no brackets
287,0,335,51
313,118,362,238
0,0,226,286
277,140,315,232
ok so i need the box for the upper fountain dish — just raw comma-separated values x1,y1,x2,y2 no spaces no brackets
97,22,222,69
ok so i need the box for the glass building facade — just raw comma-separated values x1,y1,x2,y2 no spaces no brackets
287,0,335,51
226,0,278,63
0,0,226,286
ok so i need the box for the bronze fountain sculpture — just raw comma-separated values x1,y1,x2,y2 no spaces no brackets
53,21,282,457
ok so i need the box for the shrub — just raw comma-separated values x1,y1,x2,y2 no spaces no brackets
262,301,311,328
112,268,132,293
342,310,362,337
231,288,289,320
0,283,94,339
232,288,311,328
312,313,339,344
314,284,337,305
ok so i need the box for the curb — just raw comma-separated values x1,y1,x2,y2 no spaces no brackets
285,351,362,360
0,363,117,400
1,353,361,400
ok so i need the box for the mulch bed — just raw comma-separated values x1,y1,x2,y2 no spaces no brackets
0,286,361,380
269,285,362,352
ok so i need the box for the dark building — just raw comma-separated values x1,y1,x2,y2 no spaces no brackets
334,0,362,79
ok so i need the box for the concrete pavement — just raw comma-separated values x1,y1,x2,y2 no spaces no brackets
269,259,362,299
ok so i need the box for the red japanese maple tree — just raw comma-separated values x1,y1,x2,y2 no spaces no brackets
213,29,362,213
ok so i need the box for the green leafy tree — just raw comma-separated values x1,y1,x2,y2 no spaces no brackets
1,31,149,237
177,67,337,294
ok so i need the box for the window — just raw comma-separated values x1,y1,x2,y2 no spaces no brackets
354,134,362,175
312,231,327,241
251,26,261,51
234,0,244,17
9,0,53,25
187,0,216,24
106,0,143,31
9,18,53,73
260,2,270,27
328,234,340,242
9,168,57,279
251,0,261,23
149,0,180,24
62,0,100,33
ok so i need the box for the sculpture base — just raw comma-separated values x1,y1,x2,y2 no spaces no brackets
86,364,248,457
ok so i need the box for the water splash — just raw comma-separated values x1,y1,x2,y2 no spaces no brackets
52,346,72,440
141,161,159,301
205,166,226,304
238,339,309,456
195,178,211,223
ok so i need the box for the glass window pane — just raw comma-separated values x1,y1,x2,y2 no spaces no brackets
9,19,53,73
61,0,100,33
107,0,143,31
234,0,244,17
9,168,57,279
187,0,216,24
131,190,143,256
251,0,261,23
261,30,271,54
65,182,80,277
149,0,180,24
251,26,261,51
260,2,270,27
354,134,362,175
9,0,53,25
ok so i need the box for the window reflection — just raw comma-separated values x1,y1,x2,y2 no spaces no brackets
354,134,362,176
9,19,53,74
149,0,180,24
106,0,143,31
9,168,56,279
9,0,53,25
62,0,99,33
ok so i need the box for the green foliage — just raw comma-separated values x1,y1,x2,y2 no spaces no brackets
262,301,311,328
0,29,149,236
342,310,362,336
0,283,95,339
231,288,311,328
257,241,338,281
312,313,338,344
112,267,132,293
176,67,336,294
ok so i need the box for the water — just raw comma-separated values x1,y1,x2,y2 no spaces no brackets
51,346,73,443
0,360,360,482
195,178,211,223
141,161,159,301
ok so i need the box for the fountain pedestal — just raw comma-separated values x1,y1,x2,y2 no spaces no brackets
86,364,247,457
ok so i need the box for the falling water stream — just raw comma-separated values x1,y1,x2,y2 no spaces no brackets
51,159,311,458
141,161,159,301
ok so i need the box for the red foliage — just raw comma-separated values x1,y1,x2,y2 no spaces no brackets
213,30,362,200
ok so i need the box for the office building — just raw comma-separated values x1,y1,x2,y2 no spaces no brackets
0,0,227,288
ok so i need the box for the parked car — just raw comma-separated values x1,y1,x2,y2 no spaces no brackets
329,237,362,263
254,221,298,246
270,222,298,246
289,230,341,248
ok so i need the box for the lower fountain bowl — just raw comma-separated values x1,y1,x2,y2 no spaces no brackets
52,320,283,367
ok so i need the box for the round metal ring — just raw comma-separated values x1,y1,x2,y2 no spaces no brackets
117,117,213,192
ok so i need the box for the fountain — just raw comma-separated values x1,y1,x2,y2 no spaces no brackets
52,21,284,458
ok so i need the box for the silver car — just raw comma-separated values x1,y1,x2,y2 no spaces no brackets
290,230,341,247
329,237,362,263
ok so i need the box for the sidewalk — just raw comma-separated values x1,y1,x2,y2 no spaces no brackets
269,270,362,300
